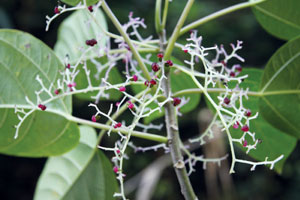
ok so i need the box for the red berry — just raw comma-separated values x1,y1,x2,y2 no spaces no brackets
38,104,47,111
230,71,235,77
88,5,93,12
183,49,188,53
245,109,252,117
113,166,119,173
243,140,248,147
150,79,156,86
54,7,60,14
165,60,173,67
116,149,121,154
151,62,160,72
85,39,97,46
66,63,71,69
119,86,126,92
223,97,230,105
132,75,138,82
91,115,97,122
241,125,249,132
173,97,181,106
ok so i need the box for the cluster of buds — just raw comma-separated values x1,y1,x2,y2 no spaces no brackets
183,31,283,173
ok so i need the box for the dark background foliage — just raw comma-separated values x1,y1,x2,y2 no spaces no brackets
0,0,299,199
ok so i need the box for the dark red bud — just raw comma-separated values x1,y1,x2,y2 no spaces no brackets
85,39,97,46
54,7,60,14
173,97,181,107
245,109,252,117
132,75,138,82
119,86,126,92
236,65,242,72
38,104,47,111
128,101,134,109
150,79,156,86
241,125,249,132
54,89,61,95
88,5,93,12
144,80,150,87
223,97,230,105
165,60,173,67
113,166,118,173
113,122,122,128
230,71,235,77
151,62,160,72
221,60,227,66
157,53,163,62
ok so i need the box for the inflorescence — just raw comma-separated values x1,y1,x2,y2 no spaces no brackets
12,1,284,199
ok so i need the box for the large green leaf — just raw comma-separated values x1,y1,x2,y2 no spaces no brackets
34,126,118,200
0,29,79,157
60,0,99,6
54,9,108,64
230,68,297,173
252,0,300,40
131,56,201,123
74,57,123,101
259,36,300,138
205,68,297,173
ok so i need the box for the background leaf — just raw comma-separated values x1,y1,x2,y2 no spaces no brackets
252,0,300,40
34,126,118,200
54,9,108,64
0,29,79,157
259,36,300,138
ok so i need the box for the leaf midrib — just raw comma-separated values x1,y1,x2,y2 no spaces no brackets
255,5,300,30
261,51,300,92
262,96,299,134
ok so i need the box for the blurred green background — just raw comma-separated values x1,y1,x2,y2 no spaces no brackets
0,0,299,200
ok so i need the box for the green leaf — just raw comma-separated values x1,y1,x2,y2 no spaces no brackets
252,0,300,40
34,126,118,200
60,0,99,7
131,56,201,123
0,29,79,157
259,36,300,138
230,68,297,173
74,57,123,101
54,9,108,64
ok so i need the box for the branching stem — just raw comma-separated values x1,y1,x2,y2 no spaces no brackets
179,0,267,36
